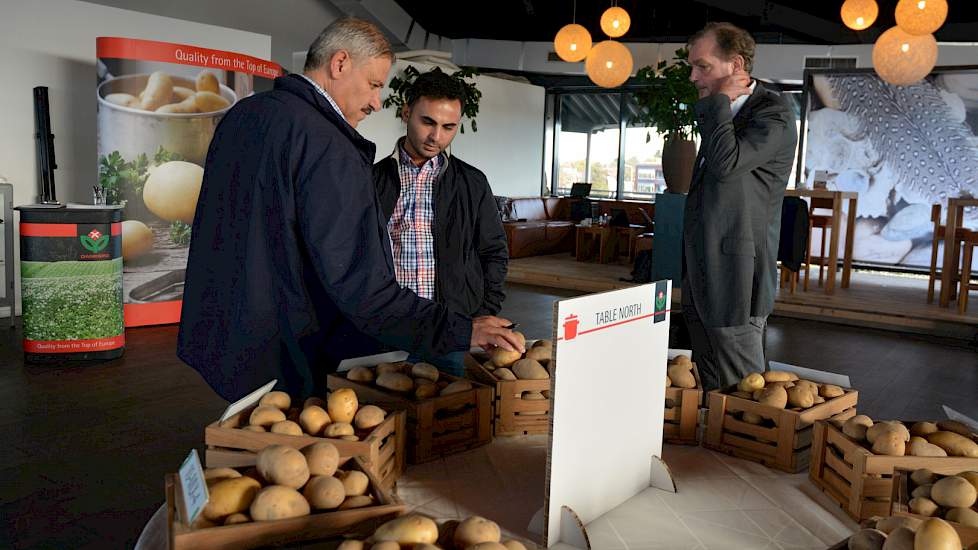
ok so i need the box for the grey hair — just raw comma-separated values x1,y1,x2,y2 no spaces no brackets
303,17,395,72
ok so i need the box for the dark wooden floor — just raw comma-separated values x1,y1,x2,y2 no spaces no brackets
2,282,976,549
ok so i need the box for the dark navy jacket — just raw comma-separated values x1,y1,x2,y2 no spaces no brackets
177,74,471,401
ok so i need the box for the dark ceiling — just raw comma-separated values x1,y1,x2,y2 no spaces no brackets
394,1,977,45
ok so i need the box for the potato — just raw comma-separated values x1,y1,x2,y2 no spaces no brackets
909,439,947,457
143,160,204,224
910,422,939,437
522,391,546,400
105,92,140,108
453,516,501,547
121,220,154,261
880,526,914,550
525,345,552,363
914,518,962,550
738,373,765,392
937,420,975,437
256,445,309,489
372,514,440,545
766,381,795,389
491,347,522,368
303,475,346,509
502,541,529,550
299,405,331,435
243,424,266,432
156,96,198,114
926,431,978,457
270,420,303,436
302,396,326,409
513,359,549,380
742,412,764,425
467,544,507,550
202,476,261,521
912,469,938,486
415,381,439,399
250,485,310,521
876,516,921,534
224,513,250,525
190,515,218,529
960,471,978,493
820,384,845,398
347,405,384,431
495,368,516,381
377,372,414,392
441,380,473,396
347,366,375,383
931,475,977,508
758,386,788,409
171,85,195,102
324,422,355,438
204,467,242,485
327,388,358,423
847,528,886,550
667,364,696,388
947,507,978,527
482,360,496,371
762,371,792,383
787,385,815,408
300,441,339,477
140,71,173,111
411,363,440,382
193,90,230,112
338,495,375,509
666,375,672,387
341,435,359,441
196,71,220,94
377,362,405,376
258,391,290,411
843,415,874,441
867,422,910,445
872,432,906,456
337,470,369,496
249,405,286,428
909,496,939,516
337,541,365,550
812,395,826,405
372,542,401,550
911,484,933,499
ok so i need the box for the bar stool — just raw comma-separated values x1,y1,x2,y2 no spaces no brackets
804,197,834,291
957,229,978,314
928,204,967,303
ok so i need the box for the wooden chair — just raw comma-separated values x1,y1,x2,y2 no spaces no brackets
803,197,834,291
928,204,968,303
957,229,978,314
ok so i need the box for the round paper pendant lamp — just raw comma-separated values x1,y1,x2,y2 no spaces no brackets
554,23,592,62
585,40,633,88
600,6,631,38
895,0,948,35
840,0,879,31
872,26,938,86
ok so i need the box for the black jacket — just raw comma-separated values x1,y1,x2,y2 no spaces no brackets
178,74,471,401
374,150,508,316
683,83,798,327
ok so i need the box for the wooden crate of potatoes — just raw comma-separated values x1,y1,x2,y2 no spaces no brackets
890,467,978,547
466,337,553,437
809,417,978,522
846,515,971,550
167,446,405,550
327,361,492,464
664,353,702,445
334,513,534,549
204,389,405,492
703,370,858,473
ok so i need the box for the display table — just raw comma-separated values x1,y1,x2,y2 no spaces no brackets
939,197,978,307
785,189,858,295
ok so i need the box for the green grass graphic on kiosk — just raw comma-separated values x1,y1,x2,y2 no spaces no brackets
21,259,124,341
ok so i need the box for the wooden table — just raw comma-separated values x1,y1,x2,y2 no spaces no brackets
939,198,978,307
575,225,617,264
785,189,858,295
614,224,648,263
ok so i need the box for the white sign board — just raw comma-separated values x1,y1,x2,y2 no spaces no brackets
178,449,208,524
545,281,672,547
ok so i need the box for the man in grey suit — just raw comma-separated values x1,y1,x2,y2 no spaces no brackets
682,22,798,391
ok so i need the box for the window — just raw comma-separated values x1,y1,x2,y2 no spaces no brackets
553,93,620,198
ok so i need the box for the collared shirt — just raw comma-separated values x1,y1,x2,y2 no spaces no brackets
387,140,444,300
297,74,346,123
730,80,757,118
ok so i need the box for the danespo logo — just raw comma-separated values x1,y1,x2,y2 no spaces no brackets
80,229,109,254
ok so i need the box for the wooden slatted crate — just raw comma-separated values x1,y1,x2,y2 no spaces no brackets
810,420,978,521
166,456,404,550
890,467,978,547
465,354,551,436
327,372,492,464
664,362,702,445
204,409,405,493
704,387,858,473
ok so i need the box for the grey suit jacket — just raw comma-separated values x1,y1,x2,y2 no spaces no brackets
683,82,798,328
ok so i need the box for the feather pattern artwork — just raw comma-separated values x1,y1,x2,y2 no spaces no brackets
827,74,978,219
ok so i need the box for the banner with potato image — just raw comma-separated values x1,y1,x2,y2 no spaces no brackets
96,37,282,326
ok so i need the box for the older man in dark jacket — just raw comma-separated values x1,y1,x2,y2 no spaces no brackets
178,19,521,401
373,69,508,375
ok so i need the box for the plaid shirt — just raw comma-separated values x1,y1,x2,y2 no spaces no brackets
297,74,346,124
388,142,443,300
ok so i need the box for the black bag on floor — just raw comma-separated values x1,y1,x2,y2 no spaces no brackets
628,249,653,284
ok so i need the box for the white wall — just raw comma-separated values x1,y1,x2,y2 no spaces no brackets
0,0,271,315
354,60,546,198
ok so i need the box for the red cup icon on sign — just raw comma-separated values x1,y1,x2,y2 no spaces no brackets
563,314,580,341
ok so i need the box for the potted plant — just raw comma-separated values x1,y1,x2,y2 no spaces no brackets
382,65,482,133
634,48,699,194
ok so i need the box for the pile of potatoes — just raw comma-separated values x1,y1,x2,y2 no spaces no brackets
848,516,970,550
726,371,846,426
837,416,978,457
903,468,978,529
666,355,697,389
104,70,231,114
222,389,388,442
481,335,552,406
335,513,532,550
346,362,476,401
195,441,377,528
